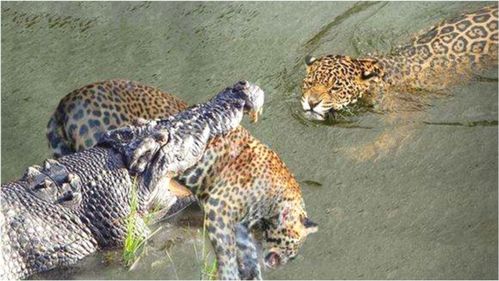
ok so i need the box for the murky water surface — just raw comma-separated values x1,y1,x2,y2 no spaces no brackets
2,2,497,279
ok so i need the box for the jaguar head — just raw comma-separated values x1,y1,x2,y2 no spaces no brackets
301,55,382,120
263,202,318,269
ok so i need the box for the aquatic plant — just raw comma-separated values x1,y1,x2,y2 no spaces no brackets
122,178,143,268
202,259,218,281
122,178,163,270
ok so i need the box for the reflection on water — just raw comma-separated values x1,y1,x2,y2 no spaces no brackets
2,1,497,280
343,115,421,162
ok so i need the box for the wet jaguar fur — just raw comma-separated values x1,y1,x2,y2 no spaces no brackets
302,5,498,119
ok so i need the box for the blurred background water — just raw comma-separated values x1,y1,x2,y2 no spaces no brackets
1,1,497,279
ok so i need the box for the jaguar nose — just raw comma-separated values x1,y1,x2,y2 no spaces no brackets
308,100,320,109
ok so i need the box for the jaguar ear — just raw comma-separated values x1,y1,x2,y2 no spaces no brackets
358,59,380,81
305,55,317,66
303,217,318,234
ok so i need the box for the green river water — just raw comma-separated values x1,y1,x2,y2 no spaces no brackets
1,1,497,279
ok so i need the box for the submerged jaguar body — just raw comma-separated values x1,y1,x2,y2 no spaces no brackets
302,5,498,119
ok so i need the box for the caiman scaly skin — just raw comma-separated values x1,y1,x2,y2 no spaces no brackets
0,81,264,279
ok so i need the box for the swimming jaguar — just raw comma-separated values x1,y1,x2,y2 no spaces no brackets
302,5,498,120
